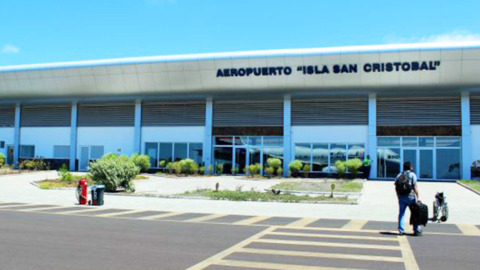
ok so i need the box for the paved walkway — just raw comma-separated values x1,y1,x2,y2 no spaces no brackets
0,172,479,224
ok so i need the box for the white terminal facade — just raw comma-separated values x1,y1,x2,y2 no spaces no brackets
1,42,480,181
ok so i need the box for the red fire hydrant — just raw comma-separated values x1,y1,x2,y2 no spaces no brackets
76,179,88,205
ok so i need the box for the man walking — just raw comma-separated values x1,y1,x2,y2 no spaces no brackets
362,155,371,179
395,162,422,236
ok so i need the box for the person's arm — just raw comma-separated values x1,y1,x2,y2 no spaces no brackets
412,173,420,201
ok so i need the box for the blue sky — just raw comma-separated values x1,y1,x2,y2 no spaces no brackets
1,0,479,66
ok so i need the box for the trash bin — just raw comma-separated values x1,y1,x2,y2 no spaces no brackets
91,185,105,206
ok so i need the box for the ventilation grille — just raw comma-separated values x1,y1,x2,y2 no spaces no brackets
21,105,71,127
471,95,480,124
78,103,135,127
292,98,368,125
142,102,205,126
213,100,283,127
377,96,461,126
0,106,15,127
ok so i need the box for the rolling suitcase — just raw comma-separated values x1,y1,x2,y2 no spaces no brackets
410,201,429,226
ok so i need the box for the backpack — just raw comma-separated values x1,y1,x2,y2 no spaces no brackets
395,171,413,195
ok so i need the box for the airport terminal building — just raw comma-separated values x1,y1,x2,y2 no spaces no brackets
1,43,480,180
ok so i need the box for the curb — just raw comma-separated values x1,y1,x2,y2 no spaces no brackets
457,181,480,196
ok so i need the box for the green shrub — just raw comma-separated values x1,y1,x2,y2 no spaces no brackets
267,158,282,170
58,164,74,184
231,167,239,175
208,165,213,175
173,161,182,175
288,160,303,177
335,160,346,178
88,154,139,192
255,163,262,175
346,158,363,178
199,166,205,175
248,164,256,177
131,154,151,173
277,168,283,177
302,164,311,178
0,154,5,167
167,162,174,174
265,167,274,177
190,162,199,175
216,163,224,175
159,160,166,168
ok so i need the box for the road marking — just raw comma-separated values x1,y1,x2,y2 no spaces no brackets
58,207,108,215
457,224,480,236
96,209,148,218
185,227,275,270
398,236,420,270
185,214,226,223
254,239,401,250
139,212,185,220
342,219,368,230
238,247,404,263
21,206,76,212
215,259,365,270
285,218,319,228
0,203,34,209
269,231,398,242
234,215,271,225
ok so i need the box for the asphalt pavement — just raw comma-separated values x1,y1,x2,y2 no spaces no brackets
1,204,480,270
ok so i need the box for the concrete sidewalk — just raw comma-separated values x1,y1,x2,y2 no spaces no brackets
1,171,479,224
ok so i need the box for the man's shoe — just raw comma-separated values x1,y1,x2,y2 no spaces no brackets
398,231,405,236
413,231,423,237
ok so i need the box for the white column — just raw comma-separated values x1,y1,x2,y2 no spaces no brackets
368,93,377,178
69,102,78,171
461,91,472,180
134,100,142,154
283,95,292,177
203,97,213,173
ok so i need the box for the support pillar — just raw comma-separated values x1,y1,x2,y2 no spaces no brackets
203,97,213,173
461,91,472,180
283,95,292,177
368,93,377,179
13,103,21,168
69,102,78,171
134,100,142,154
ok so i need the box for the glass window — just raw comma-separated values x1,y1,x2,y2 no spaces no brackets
145,143,158,167
312,144,328,172
263,137,284,146
436,137,461,147
249,136,262,146
159,143,173,164
377,148,400,178
330,144,347,165
235,137,248,146
419,137,434,147
348,144,365,160
402,137,418,147
214,147,233,174
174,143,188,161
378,137,400,147
295,143,311,165
188,143,203,164
53,145,70,159
436,149,461,179
20,145,35,158
263,147,284,169
214,136,234,146
90,146,104,159
0,141,4,149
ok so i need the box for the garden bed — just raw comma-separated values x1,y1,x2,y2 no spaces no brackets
272,179,364,193
458,180,480,194
35,175,149,190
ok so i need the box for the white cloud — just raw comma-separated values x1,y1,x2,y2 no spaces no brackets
384,30,480,44
1,44,20,54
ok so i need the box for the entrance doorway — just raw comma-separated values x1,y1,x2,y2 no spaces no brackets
79,146,104,171
6,145,14,165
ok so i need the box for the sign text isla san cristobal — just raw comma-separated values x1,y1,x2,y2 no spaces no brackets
216,61,441,77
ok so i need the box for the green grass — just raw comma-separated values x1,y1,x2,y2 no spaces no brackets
459,179,480,192
272,180,363,193
38,179,97,189
180,189,354,203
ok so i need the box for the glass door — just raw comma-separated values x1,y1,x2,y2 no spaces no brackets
234,148,246,174
403,149,417,171
419,149,434,179
377,148,401,178
6,145,13,165
80,146,90,171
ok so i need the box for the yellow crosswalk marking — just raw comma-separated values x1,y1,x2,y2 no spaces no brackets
285,218,319,228
342,220,368,230
58,207,108,215
269,231,398,242
138,212,185,220
0,203,34,209
215,259,366,270
21,206,76,212
185,214,226,223
238,247,404,263
457,224,480,236
398,236,420,270
254,238,401,250
234,216,271,225
96,209,148,218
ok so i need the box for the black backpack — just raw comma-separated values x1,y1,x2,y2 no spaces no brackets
395,171,413,195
